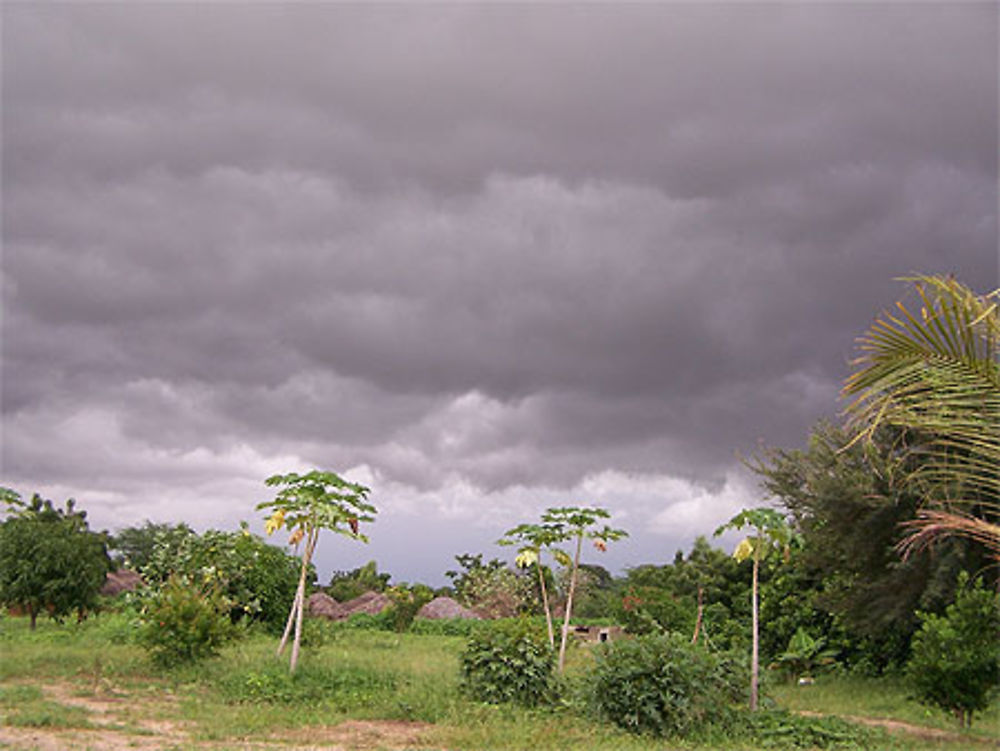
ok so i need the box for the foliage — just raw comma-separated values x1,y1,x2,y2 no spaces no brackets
409,616,485,638
217,661,395,706
715,507,794,710
326,559,390,602
539,506,628,672
751,421,992,664
843,275,1000,557
729,709,886,749
769,628,839,682
108,520,193,570
258,469,376,672
447,553,535,618
137,574,238,667
135,523,303,633
586,631,747,738
499,520,570,647
907,573,1000,727
385,582,435,632
460,618,556,707
619,537,751,651
0,492,112,629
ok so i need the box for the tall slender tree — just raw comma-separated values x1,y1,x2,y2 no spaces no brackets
498,521,567,648
715,507,792,711
258,470,375,673
541,506,627,673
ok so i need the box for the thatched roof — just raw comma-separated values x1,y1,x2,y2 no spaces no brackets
100,569,143,596
307,592,347,620
416,596,481,620
341,590,393,616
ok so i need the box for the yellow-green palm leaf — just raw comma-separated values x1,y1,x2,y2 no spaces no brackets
843,275,1000,556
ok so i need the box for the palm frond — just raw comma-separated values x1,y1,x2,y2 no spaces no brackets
843,275,1000,556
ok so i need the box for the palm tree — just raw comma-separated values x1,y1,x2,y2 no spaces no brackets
842,275,1000,559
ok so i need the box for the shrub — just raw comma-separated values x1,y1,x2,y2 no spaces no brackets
460,618,555,706
138,575,237,667
587,631,747,737
907,573,1000,727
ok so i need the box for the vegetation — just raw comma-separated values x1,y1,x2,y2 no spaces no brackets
257,469,376,672
906,573,1000,727
446,552,535,618
498,521,567,648
130,521,304,632
715,507,794,711
539,506,628,672
137,574,238,666
843,275,999,558
460,619,555,707
587,631,747,737
0,491,111,629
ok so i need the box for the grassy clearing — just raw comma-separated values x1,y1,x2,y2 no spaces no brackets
1,612,996,750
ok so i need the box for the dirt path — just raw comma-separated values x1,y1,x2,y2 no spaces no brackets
0,682,434,751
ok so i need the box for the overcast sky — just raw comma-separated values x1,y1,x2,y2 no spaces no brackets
2,3,997,585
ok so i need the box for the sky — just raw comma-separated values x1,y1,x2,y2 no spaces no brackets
2,3,997,586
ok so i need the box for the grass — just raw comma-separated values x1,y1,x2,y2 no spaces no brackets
1,612,997,750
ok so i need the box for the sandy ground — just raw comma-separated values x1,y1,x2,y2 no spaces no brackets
0,682,434,750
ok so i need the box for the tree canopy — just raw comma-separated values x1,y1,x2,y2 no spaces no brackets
0,491,112,629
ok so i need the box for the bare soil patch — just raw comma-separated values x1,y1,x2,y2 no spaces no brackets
0,681,435,750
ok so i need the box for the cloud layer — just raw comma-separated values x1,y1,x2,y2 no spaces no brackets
3,4,996,582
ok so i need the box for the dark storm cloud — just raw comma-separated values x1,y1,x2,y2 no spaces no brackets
2,3,996,579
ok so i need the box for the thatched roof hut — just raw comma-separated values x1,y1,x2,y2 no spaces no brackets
341,590,393,617
100,569,143,596
307,592,347,620
416,596,481,620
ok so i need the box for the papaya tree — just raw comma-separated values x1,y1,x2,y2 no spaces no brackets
714,507,792,710
257,470,375,673
498,521,567,648
542,506,628,673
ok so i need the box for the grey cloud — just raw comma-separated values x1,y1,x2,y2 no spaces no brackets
2,3,996,579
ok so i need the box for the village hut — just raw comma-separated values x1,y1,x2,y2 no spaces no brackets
307,592,347,620
416,596,481,620
100,569,144,597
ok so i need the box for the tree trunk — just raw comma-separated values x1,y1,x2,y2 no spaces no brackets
750,551,760,711
29,607,37,631
691,586,704,645
289,529,318,674
557,533,583,673
278,552,308,657
537,560,555,649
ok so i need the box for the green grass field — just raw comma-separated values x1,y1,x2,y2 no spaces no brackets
1,612,996,750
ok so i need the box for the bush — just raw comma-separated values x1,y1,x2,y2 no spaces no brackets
460,618,555,706
138,575,237,667
587,631,747,737
907,573,1000,727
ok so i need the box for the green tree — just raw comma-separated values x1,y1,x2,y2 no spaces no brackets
541,506,627,673
446,553,534,618
258,470,376,673
0,491,112,629
109,521,194,571
326,560,390,602
715,507,793,711
498,521,568,648
907,573,1000,727
751,421,990,666
843,275,999,558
